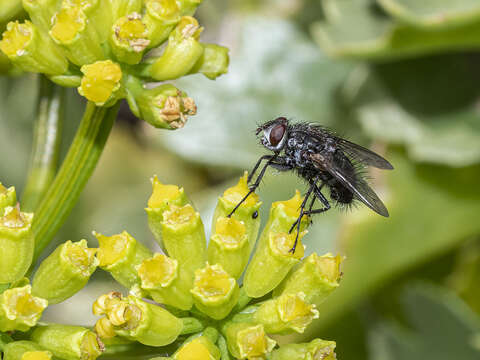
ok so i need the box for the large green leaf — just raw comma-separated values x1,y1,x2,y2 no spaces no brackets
303,151,480,336
154,17,351,168
313,0,480,60
369,284,480,360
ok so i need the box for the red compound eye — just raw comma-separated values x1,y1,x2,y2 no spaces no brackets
269,124,286,146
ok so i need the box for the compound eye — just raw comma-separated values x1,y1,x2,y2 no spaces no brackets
269,124,286,147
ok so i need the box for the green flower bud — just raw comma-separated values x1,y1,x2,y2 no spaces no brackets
223,322,276,360
243,230,306,298
22,0,60,32
109,13,150,65
3,341,52,360
174,335,221,360
189,43,229,80
144,0,181,48
137,253,194,310
110,0,143,19
161,204,207,277
269,339,336,360
145,176,189,245
78,60,123,106
127,80,197,129
207,217,249,279
0,206,34,284
191,263,239,320
32,239,98,304
48,74,82,87
63,0,113,43
253,292,318,334
212,172,262,257
95,230,152,289
148,16,204,81
177,0,203,16
32,324,104,360
0,285,47,332
0,183,16,213
94,293,184,346
49,5,106,66
0,21,68,75
273,253,343,306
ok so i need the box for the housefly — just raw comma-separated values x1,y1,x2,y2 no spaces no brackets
228,117,393,252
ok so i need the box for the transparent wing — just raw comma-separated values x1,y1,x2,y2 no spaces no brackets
336,138,394,170
310,153,389,217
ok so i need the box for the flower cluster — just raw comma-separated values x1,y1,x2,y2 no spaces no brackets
0,174,343,360
0,0,229,129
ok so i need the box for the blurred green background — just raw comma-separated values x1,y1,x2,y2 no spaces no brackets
2,0,480,359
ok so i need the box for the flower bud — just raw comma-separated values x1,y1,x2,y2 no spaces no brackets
22,0,60,32
177,0,203,16
161,204,207,277
32,239,98,304
145,176,189,245
273,253,343,306
223,323,276,360
0,183,16,212
148,16,204,81
174,335,220,360
32,324,104,360
253,292,318,334
110,13,150,65
2,341,52,360
0,285,48,332
243,230,306,298
0,21,68,75
191,263,239,320
128,81,197,129
0,206,34,284
207,217,249,279
189,43,229,80
49,5,106,66
269,338,336,360
212,172,262,257
144,0,181,48
95,231,152,289
137,253,194,310
95,293,184,346
78,60,123,106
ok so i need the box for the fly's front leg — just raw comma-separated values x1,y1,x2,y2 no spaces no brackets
288,182,315,254
247,155,274,183
228,155,278,218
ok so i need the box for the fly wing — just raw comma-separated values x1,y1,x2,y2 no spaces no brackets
336,138,394,170
309,153,389,217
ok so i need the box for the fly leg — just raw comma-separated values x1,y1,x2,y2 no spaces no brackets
228,155,278,218
288,181,315,254
303,184,331,216
247,155,274,183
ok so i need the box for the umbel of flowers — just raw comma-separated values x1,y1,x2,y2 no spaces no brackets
0,0,229,129
0,174,342,360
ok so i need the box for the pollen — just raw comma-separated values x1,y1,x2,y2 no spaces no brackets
212,217,247,250
113,13,150,52
79,60,122,104
175,338,211,360
138,253,178,288
222,172,260,208
269,231,306,259
50,6,85,43
191,264,235,303
237,325,276,359
147,176,182,209
94,231,131,268
162,204,197,226
0,21,32,57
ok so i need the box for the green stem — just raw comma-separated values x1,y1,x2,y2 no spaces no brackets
22,76,65,212
0,332,13,352
32,101,119,261
180,317,205,335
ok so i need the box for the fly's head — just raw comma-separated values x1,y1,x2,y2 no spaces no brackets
257,117,289,152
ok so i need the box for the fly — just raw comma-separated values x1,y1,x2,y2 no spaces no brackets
228,117,394,252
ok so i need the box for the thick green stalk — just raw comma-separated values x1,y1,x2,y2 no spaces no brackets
22,76,65,212
32,101,119,261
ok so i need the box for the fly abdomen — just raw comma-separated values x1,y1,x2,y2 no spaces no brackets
329,181,354,205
